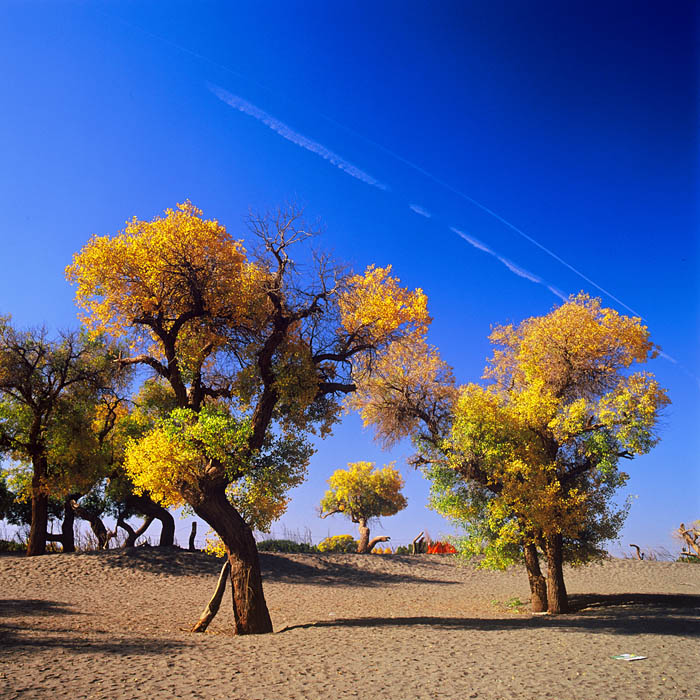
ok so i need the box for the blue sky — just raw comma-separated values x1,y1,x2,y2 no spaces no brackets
1,1,697,554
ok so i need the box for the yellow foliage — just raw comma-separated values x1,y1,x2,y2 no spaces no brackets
447,294,669,550
66,201,270,364
320,461,407,522
338,265,430,364
123,426,197,508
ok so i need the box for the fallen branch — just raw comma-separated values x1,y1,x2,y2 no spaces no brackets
629,544,644,560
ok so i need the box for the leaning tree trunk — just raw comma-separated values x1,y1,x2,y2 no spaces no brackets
192,559,231,632
544,533,568,614
357,518,371,553
27,457,49,556
125,494,175,547
367,536,390,553
523,543,548,612
193,485,273,635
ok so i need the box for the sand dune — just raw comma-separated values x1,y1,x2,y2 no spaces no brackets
1,549,698,699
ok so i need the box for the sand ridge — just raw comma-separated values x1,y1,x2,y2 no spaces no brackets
1,549,698,699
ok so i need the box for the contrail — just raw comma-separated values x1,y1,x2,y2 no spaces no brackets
451,227,494,254
452,227,568,302
409,204,432,218
316,116,643,318
497,256,542,283
210,84,388,191
99,7,639,317
101,8,639,317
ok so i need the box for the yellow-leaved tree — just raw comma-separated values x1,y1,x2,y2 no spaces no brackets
66,202,430,634
350,294,669,614
319,461,407,552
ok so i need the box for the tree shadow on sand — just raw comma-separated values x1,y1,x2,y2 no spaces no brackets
71,547,223,577
0,625,188,656
258,553,461,587
278,593,700,637
0,598,80,618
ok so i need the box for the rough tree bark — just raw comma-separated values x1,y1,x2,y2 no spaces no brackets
544,533,568,614
523,543,548,612
356,518,371,553
27,456,49,557
193,485,273,635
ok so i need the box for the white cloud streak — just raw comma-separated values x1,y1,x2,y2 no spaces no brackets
547,285,570,302
449,227,494,254
496,256,542,284
452,226,570,302
210,84,388,191
409,204,431,218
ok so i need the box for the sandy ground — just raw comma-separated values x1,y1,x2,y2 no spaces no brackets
0,549,698,700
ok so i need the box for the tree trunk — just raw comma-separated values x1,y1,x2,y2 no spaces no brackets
544,533,568,614
125,494,175,546
118,513,155,548
357,518,371,553
523,543,548,612
193,486,273,635
192,559,231,632
189,522,197,551
27,457,49,556
69,500,114,549
60,496,77,552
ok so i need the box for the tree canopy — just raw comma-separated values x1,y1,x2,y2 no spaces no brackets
67,202,430,633
320,461,407,553
0,319,127,555
350,294,669,612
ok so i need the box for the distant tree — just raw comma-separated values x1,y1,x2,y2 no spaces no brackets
350,295,669,613
0,319,126,555
320,461,407,553
67,202,429,634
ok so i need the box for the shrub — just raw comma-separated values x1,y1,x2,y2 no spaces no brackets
371,546,393,554
0,539,25,553
395,545,410,555
317,535,358,553
257,539,317,553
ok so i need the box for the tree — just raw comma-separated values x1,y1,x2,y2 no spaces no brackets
350,295,669,613
67,202,429,634
319,461,407,552
0,320,126,556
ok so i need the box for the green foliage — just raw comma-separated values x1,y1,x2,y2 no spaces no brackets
423,296,668,573
317,534,358,553
256,539,317,553
394,545,410,555
0,539,25,553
